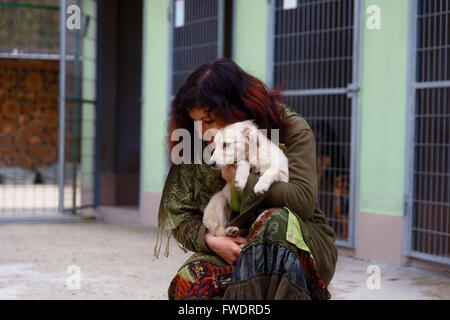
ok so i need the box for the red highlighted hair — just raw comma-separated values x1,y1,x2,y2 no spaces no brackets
168,58,290,153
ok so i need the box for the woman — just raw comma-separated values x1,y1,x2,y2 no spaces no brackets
156,58,338,300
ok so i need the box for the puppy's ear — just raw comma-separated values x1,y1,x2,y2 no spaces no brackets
242,121,258,165
241,120,256,138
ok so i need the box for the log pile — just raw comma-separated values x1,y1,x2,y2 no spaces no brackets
0,58,75,170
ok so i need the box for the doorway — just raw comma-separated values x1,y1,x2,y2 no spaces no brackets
97,0,142,208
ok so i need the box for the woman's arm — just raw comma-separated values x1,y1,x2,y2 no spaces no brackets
171,215,212,253
262,126,318,220
159,164,245,261
158,164,213,254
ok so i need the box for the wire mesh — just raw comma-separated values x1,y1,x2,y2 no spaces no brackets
0,0,61,218
272,0,356,244
171,0,222,95
0,0,96,219
273,0,353,91
62,0,97,211
410,0,449,263
284,94,352,240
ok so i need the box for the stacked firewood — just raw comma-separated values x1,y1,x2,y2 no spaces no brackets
0,58,74,169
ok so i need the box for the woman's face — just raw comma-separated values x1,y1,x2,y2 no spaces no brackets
188,107,226,141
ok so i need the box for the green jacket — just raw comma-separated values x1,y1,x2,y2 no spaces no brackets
157,105,338,287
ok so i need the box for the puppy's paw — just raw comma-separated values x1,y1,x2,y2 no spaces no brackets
225,226,239,237
234,176,247,190
253,181,270,195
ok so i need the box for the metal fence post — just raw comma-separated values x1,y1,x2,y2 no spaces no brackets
58,0,67,213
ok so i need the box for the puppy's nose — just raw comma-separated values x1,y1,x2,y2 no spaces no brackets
210,161,217,168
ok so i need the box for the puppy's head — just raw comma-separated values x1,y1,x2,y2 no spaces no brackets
209,120,257,168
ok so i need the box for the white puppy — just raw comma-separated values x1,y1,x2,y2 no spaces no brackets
203,120,289,237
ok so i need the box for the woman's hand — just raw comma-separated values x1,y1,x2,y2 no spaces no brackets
221,165,236,183
205,233,246,265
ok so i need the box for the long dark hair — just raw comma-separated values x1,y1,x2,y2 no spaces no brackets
168,58,290,152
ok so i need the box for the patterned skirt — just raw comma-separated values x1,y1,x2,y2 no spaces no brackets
168,208,331,300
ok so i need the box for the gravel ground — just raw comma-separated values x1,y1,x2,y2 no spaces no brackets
0,222,449,300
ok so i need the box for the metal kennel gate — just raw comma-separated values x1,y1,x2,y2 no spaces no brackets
168,0,225,97
0,0,97,222
166,0,225,175
267,0,362,247
404,0,450,265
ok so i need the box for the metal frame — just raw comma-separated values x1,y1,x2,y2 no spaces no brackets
217,0,225,58
266,0,275,89
403,0,450,265
231,0,237,61
403,0,418,263
165,0,225,176
54,0,99,215
0,0,79,223
58,0,67,213
0,0,98,222
266,0,362,248
165,0,175,178
71,0,82,212
62,0,97,212
139,0,149,209
348,0,362,249
168,0,225,97
0,215,87,224
94,0,104,208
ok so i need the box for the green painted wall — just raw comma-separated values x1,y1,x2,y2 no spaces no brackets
359,0,409,216
141,0,170,193
233,0,268,82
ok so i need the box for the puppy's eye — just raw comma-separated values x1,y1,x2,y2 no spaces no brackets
223,142,229,148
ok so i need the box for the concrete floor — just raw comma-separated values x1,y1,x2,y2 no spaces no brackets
0,221,449,300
